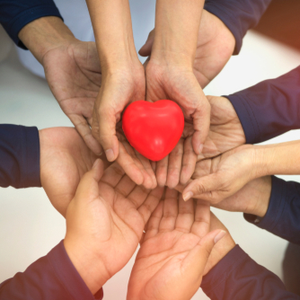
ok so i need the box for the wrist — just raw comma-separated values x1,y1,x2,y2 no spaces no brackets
18,16,76,64
64,238,107,295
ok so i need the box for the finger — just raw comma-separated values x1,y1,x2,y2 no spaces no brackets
175,194,194,233
100,162,126,188
74,159,104,202
156,155,169,187
191,199,210,239
143,200,164,242
139,29,155,57
191,93,211,155
134,149,157,189
114,174,136,197
182,174,221,202
138,186,164,226
97,103,119,162
180,136,197,185
117,142,144,186
70,114,102,156
166,139,184,189
182,229,226,279
159,188,179,232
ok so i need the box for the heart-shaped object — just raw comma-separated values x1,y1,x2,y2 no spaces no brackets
122,100,184,161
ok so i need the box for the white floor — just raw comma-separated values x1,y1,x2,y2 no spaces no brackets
1,4,300,299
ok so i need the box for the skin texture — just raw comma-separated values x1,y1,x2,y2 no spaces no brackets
64,160,164,294
127,190,226,300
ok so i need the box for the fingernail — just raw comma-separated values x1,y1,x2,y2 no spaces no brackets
105,149,115,162
183,191,193,201
214,230,226,244
199,144,204,154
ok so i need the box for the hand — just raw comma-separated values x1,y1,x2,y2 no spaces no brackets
198,96,246,161
213,176,272,218
139,10,235,89
182,145,262,203
64,160,164,294
155,122,197,188
42,40,103,155
203,212,236,275
127,189,226,300
39,127,105,216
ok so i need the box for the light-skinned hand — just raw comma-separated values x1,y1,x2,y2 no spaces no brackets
64,159,164,295
127,189,226,300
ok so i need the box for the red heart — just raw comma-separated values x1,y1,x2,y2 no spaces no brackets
122,100,184,161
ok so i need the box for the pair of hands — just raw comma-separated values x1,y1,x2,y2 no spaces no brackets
41,10,235,190
39,127,234,299
64,159,230,299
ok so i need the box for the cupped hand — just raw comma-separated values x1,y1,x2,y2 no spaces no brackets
127,189,225,300
39,127,102,216
64,160,164,293
42,40,102,155
139,10,235,89
198,95,245,161
182,145,260,204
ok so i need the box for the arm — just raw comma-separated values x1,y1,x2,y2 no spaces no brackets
0,0,62,49
226,65,300,144
0,124,40,188
0,241,102,300
204,0,273,54
202,245,298,300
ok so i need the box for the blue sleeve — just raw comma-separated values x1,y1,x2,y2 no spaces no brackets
0,124,41,188
244,176,300,246
0,241,103,300
201,245,299,300
204,0,272,54
0,0,62,49
226,65,300,144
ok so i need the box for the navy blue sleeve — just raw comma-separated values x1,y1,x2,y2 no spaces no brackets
201,245,299,299
204,0,272,54
0,124,41,188
0,240,103,300
0,0,62,49
226,65,300,144
244,176,300,245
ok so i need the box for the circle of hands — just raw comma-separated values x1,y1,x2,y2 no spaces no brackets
40,9,270,300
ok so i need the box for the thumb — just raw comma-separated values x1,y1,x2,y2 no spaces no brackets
74,159,104,203
182,174,220,202
139,29,155,57
184,229,226,276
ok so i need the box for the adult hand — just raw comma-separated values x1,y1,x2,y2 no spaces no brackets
43,40,102,155
18,17,102,155
182,144,262,203
64,160,164,294
39,127,104,216
139,10,235,89
127,189,226,300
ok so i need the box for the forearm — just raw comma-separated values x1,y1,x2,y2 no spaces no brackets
18,16,75,65
202,245,297,299
0,241,102,300
152,0,205,67
0,124,40,188
204,0,272,54
254,140,300,178
245,176,300,245
0,0,62,49
86,0,140,73
227,66,300,143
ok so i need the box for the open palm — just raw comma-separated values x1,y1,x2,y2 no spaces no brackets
128,189,222,300
43,40,102,155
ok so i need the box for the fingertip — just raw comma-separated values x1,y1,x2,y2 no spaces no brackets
182,191,193,202
214,230,226,244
